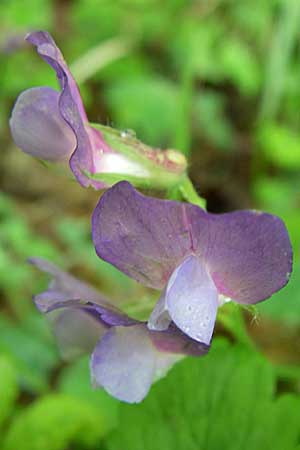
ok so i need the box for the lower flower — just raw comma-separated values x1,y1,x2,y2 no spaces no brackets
29,257,209,403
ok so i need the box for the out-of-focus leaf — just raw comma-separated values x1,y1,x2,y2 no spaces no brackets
58,356,120,433
193,91,235,151
1,0,52,29
0,314,58,393
253,176,300,251
170,18,225,82
220,38,261,95
105,76,179,146
257,123,300,169
106,339,300,450
3,394,107,450
55,217,136,300
0,357,18,427
260,0,300,119
258,271,300,325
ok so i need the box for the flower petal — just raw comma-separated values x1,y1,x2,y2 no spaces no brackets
149,323,210,357
26,31,110,188
148,288,172,331
165,256,218,344
92,181,292,304
10,87,76,161
92,181,194,288
91,322,209,403
29,257,108,305
50,307,106,360
29,257,135,327
91,325,156,403
198,210,293,304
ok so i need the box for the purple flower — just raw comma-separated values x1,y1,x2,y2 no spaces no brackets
10,31,186,189
29,258,208,403
92,181,293,345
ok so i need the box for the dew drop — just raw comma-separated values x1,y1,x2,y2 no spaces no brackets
120,128,136,139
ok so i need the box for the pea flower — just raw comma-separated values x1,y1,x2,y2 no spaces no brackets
29,258,208,403
10,31,186,189
92,181,293,345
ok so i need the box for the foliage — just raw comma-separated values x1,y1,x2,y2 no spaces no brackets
3,394,108,450
0,357,18,428
107,339,300,450
1,0,300,449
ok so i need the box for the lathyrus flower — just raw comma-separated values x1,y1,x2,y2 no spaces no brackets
29,258,208,403
10,31,186,189
92,181,292,346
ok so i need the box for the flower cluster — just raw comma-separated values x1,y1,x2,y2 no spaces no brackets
11,31,293,403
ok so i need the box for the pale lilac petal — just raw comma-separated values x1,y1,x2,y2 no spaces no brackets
26,31,109,188
149,256,218,345
50,307,106,360
164,256,218,344
91,325,156,403
148,288,171,331
10,87,76,161
91,322,210,403
92,182,292,304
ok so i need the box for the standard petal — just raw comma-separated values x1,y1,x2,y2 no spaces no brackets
92,181,196,289
50,307,106,360
91,325,157,403
26,31,110,188
92,182,292,304
10,87,76,161
164,256,218,344
195,210,293,304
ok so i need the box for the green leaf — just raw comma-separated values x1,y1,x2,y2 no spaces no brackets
57,356,120,434
257,270,300,326
0,314,58,393
106,339,300,450
257,123,300,169
105,77,180,146
3,394,108,450
0,357,18,427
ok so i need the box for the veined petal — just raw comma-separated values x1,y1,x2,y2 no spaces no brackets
26,31,110,188
92,181,292,304
10,87,76,161
92,181,195,288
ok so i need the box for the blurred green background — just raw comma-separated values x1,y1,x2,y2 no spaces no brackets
1,0,300,449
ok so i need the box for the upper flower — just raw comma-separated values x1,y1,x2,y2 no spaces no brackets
92,181,293,345
10,31,186,189
29,257,208,403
